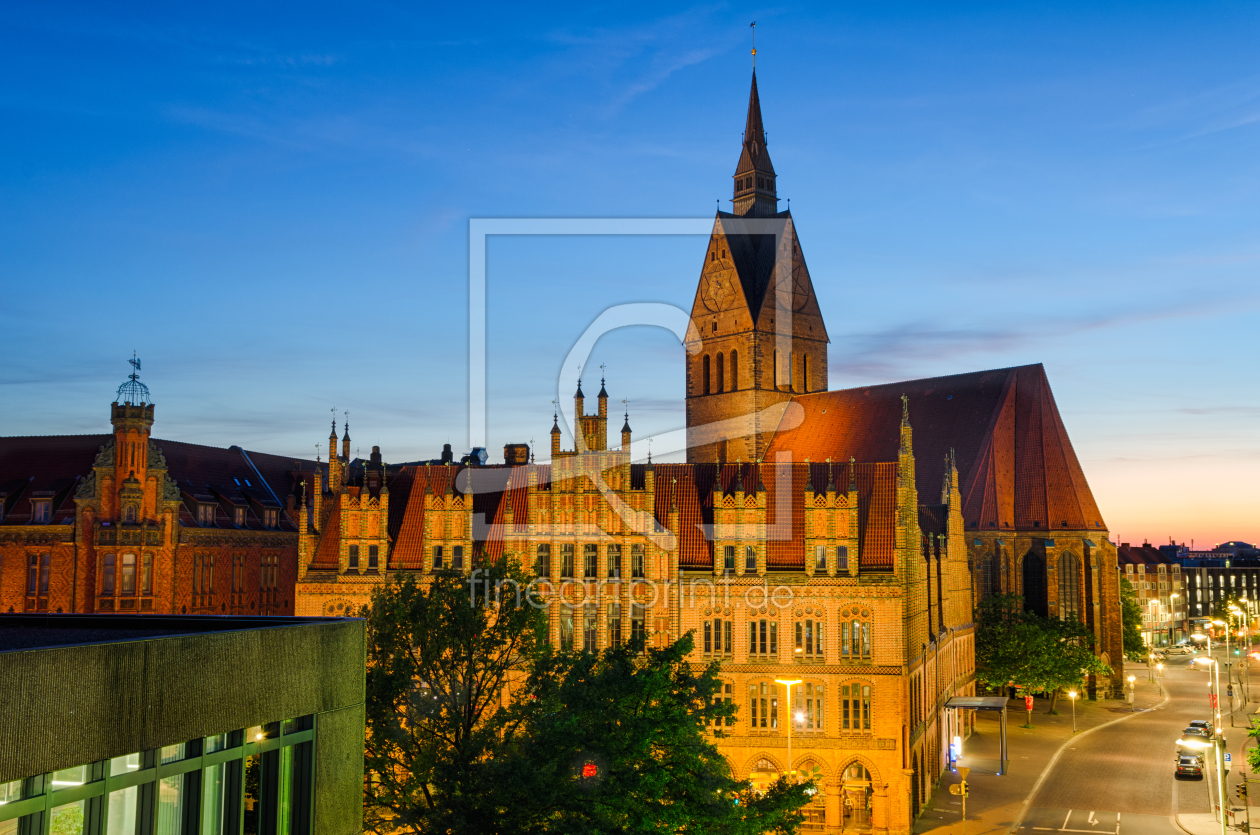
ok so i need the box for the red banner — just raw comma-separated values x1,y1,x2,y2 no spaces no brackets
1025,695,1034,711
1211,694,1219,709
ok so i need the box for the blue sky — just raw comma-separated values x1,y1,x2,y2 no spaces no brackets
2,3,1258,545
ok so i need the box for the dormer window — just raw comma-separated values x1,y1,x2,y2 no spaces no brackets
32,501,51,523
197,504,215,526
265,509,278,528
233,507,246,527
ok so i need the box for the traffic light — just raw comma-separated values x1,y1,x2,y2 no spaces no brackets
1238,783,1248,801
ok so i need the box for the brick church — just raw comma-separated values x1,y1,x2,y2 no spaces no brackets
291,71,1124,834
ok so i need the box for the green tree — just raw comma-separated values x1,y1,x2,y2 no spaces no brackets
363,562,813,835
492,632,813,834
1119,577,1145,660
362,559,547,835
975,594,1112,718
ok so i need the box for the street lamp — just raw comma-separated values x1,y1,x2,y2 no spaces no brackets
1068,690,1078,733
1157,661,1164,679
1171,593,1180,645
775,678,803,781
1127,675,1136,712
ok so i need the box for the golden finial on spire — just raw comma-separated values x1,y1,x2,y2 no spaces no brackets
750,21,757,67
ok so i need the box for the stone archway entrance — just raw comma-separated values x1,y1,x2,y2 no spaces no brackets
747,757,781,794
840,762,873,830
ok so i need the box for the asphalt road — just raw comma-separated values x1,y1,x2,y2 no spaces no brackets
1016,651,1258,835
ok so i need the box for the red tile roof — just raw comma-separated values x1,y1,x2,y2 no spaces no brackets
0,435,107,525
766,364,1106,533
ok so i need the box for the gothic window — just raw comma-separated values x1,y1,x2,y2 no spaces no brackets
841,618,871,660
1022,552,1048,617
452,545,464,570
560,604,574,651
1059,552,1082,619
124,505,137,523
749,618,778,657
703,355,711,395
608,602,622,646
120,553,137,595
723,545,736,574
432,545,444,570
836,546,849,571
795,619,824,660
793,682,825,731
748,681,779,729
708,682,735,727
716,353,725,393
583,603,597,649
631,543,645,578
704,618,732,656
102,554,116,596
745,545,757,572
814,545,827,573
730,350,739,391
584,544,598,579
562,544,576,578
631,602,645,643
840,681,872,730
607,543,621,578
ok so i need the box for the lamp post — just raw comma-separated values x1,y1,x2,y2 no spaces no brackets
1148,651,1155,683
1180,735,1227,835
1127,675,1137,712
776,678,802,781
1157,661,1164,678
1068,690,1078,733
1170,593,1180,644
1190,657,1229,835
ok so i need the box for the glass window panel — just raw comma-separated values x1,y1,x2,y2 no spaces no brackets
0,817,15,835
201,764,226,835
50,800,86,835
205,734,229,754
51,764,90,788
160,743,186,764
243,755,260,835
106,785,139,835
155,774,185,835
110,753,142,776
277,745,294,835
0,779,22,804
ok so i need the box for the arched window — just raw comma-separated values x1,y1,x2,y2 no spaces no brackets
841,617,871,659
979,553,995,598
840,682,871,730
1022,552,1048,617
1059,552,1082,619
792,681,825,730
102,554,116,596
124,505,136,523
703,355,711,395
716,353,725,393
803,355,810,393
748,681,780,729
120,553,136,596
730,350,739,391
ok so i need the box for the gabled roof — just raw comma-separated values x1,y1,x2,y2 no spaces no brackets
766,363,1107,533
0,435,107,525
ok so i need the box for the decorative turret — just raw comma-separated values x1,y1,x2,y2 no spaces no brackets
342,413,351,463
111,356,155,521
621,409,632,452
551,411,562,459
598,377,608,419
328,410,342,493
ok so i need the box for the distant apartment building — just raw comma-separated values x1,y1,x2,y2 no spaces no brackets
1117,543,1187,646
1166,542,1260,630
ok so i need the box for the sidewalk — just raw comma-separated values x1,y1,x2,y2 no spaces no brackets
913,680,1166,835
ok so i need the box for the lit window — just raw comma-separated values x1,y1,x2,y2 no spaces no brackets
198,504,215,526
841,682,872,730
234,507,245,527
745,545,757,572
32,501,51,523
796,619,825,660
749,619,778,656
704,619,732,656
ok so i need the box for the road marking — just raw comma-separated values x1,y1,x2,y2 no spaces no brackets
1063,811,1073,830
1087,811,1098,825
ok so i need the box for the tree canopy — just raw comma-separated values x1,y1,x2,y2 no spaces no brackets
975,593,1112,710
362,559,813,835
1119,577,1145,660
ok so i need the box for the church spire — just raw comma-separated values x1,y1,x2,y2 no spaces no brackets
732,71,778,217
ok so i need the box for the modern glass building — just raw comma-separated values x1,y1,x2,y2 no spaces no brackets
0,615,364,835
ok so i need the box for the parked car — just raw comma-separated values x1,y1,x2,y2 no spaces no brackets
1176,753,1206,779
1188,720,1215,738
1166,646,1194,655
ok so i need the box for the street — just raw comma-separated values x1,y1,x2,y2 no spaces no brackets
1016,651,1257,835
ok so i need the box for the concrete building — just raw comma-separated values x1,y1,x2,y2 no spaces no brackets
1116,543,1188,646
0,614,364,835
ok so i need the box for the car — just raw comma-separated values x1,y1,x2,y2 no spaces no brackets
1188,720,1215,738
1176,753,1206,779
1181,727,1211,741
1166,646,1194,655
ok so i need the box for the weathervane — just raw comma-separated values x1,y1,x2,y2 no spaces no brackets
750,21,756,67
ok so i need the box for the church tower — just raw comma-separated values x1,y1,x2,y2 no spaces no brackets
685,70,829,463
